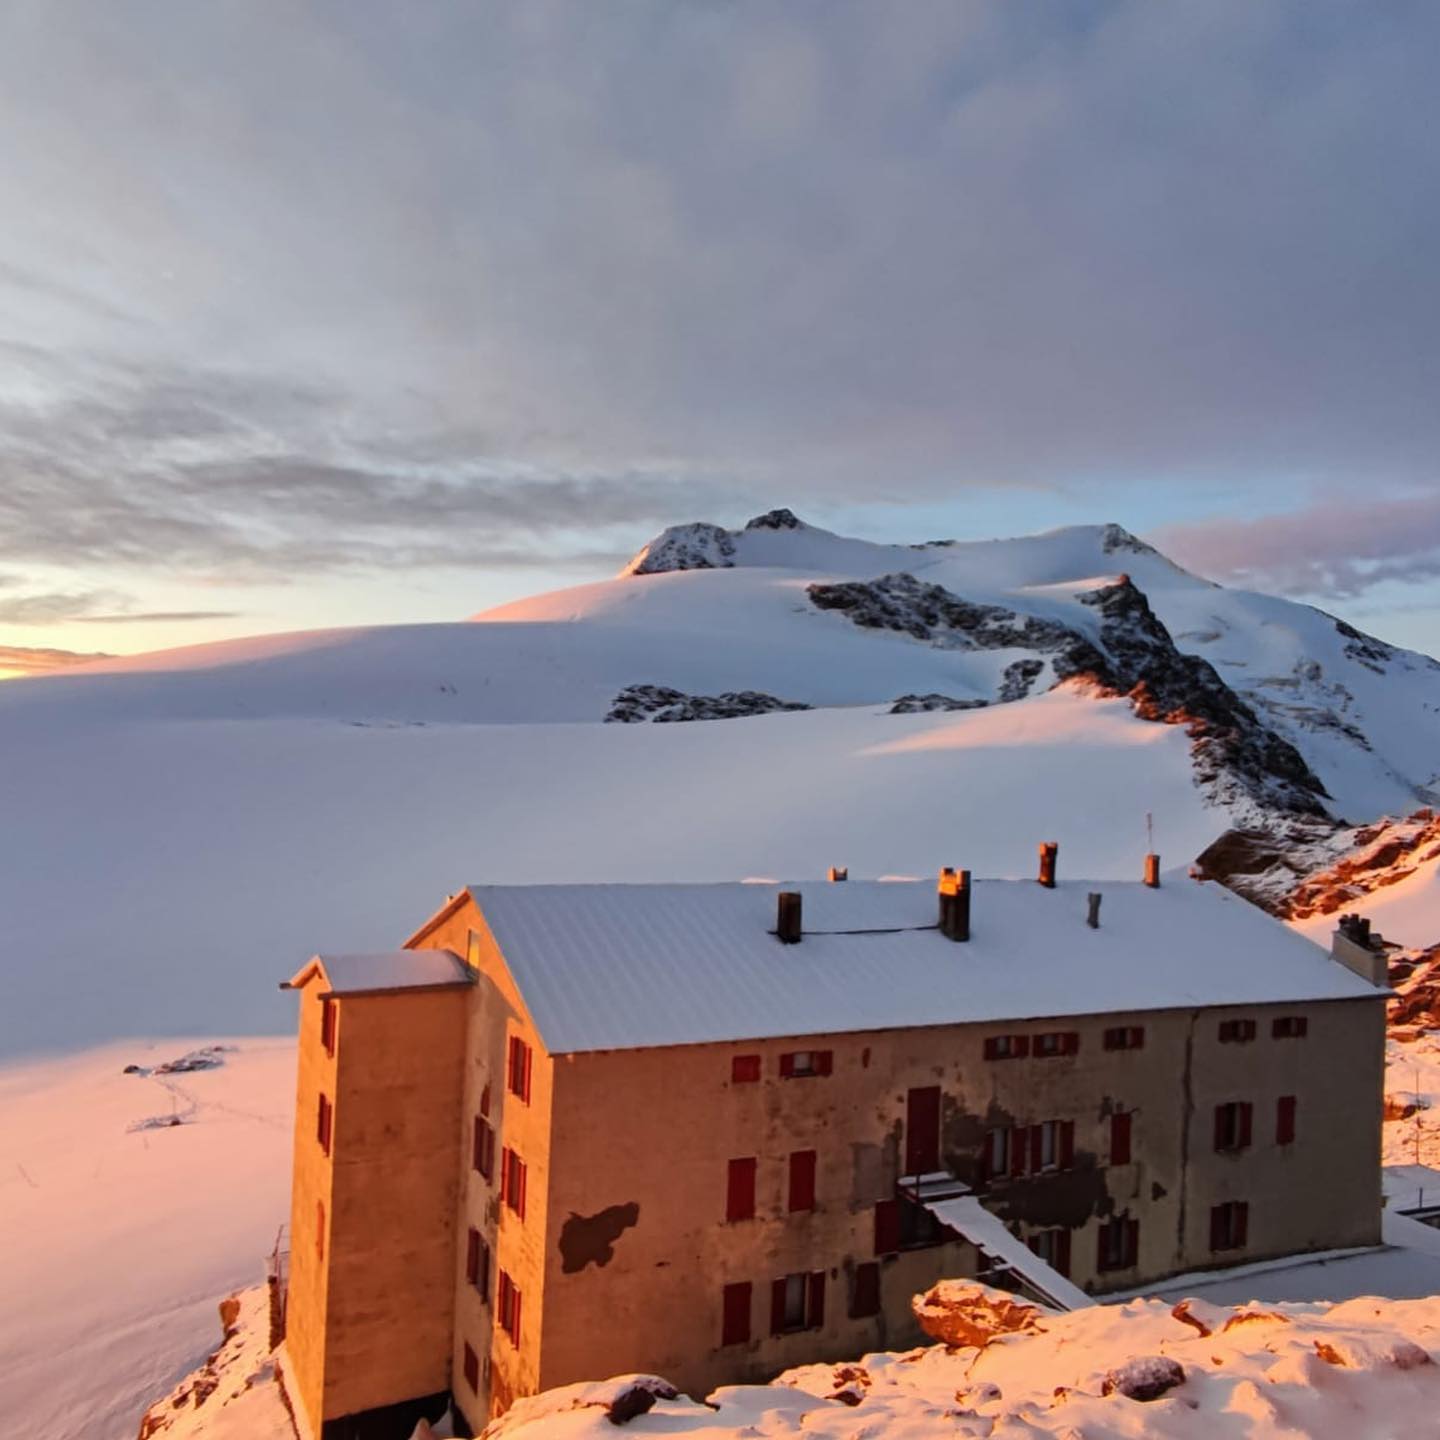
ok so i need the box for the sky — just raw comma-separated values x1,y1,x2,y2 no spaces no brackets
1,0,1438,676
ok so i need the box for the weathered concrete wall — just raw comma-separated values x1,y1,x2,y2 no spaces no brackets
411,899,554,1423
535,995,1384,1399
290,982,468,1427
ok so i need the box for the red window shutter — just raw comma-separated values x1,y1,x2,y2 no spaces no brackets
779,1053,796,1079
1029,1125,1043,1174
1064,1031,1079,1056
1239,1102,1253,1149
789,1150,817,1212
466,1227,479,1284
731,1055,761,1083
512,1286,522,1345
808,1271,825,1329
1134,1027,1145,1049
1110,1112,1131,1166
850,1262,880,1318
815,1050,833,1076
1213,1105,1227,1152
500,1147,512,1203
462,1342,479,1392
1060,1120,1076,1170
1277,1095,1297,1145
1210,1204,1224,1250
770,1277,788,1335
320,998,336,1056
727,1157,757,1222
1009,1126,1026,1178
507,1036,517,1091
874,1198,900,1256
722,1281,752,1345
523,1044,533,1103
516,1158,527,1220
1235,1202,1249,1248
1056,1228,1072,1277
983,1037,999,1060
1015,1036,1031,1058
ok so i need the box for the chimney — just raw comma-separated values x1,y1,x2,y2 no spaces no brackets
1143,853,1161,888
1331,912,1386,986
1087,892,1102,929
827,866,848,882
938,868,971,941
1038,841,1058,889
776,891,803,944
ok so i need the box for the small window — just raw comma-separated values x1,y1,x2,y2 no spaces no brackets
466,929,482,969
873,1198,900,1257
462,1341,479,1393
1110,1111,1133,1165
473,1117,495,1180
1210,1200,1249,1251
1214,1101,1253,1153
726,1157,756,1222
1272,1016,1308,1039
770,1271,824,1334
898,1195,949,1250
1028,1228,1071,1277
788,1150,817,1212
1097,1216,1139,1272
983,1034,1029,1061
850,1261,881,1318
320,998,337,1057
315,1199,325,1262
1276,1094,1297,1145
1034,1031,1079,1058
780,1050,833,1078
731,1054,761,1083
497,1270,522,1345
465,1227,490,1300
1219,1018,1257,1044
501,1147,527,1219
721,1281,751,1346
316,1093,333,1156
507,1036,532,1103
983,1125,1012,1180
1103,1025,1144,1051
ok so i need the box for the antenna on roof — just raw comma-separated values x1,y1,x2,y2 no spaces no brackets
1146,811,1154,853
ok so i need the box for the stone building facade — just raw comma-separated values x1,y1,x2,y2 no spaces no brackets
279,859,1387,1438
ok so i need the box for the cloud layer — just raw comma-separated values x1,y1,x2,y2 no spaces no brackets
0,2,1436,610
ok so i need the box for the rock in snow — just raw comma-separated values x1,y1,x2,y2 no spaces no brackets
605,684,811,723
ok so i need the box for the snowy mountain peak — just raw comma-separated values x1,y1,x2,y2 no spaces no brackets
743,506,807,532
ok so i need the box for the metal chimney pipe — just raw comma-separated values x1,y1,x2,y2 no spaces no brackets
776,891,803,944
1144,853,1161,888
1038,842,1058,889
1087,892,1102,929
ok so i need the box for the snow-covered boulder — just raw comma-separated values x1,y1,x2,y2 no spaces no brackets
911,1279,1048,1350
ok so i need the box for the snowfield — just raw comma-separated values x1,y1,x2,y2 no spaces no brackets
3,513,1439,1439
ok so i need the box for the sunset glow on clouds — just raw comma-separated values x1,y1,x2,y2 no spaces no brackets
1,1,1437,661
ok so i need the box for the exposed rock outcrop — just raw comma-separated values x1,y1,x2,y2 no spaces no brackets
911,1280,1048,1351
606,684,811,724
889,693,988,714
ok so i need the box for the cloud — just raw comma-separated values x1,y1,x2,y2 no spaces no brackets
1153,495,1440,598
0,582,240,627
0,1,1437,596
0,644,112,676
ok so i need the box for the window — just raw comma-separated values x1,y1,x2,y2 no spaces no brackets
507,1036,532,1103
1097,1216,1139,1272
905,1086,941,1175
731,1054,761,1083
315,1200,325,1262
770,1271,824,1334
1210,1200,1249,1251
983,1125,1012,1180
473,1117,495,1181
780,1050,832,1078
316,1093,333,1156
874,1198,900,1256
987,1121,1074,1179
1028,1228,1072,1277
983,1034,1029,1061
465,1227,490,1300
721,1281,751,1346
1034,1031,1080,1058
726,1157,756,1222
850,1261,881,1318
1272,1016,1309,1039
899,1196,950,1250
1219,1018,1257,1044
1110,1111,1133,1165
497,1270,522,1345
466,929,482,969
1277,1095,1297,1145
320,998,337,1057
500,1147,527,1219
462,1342,479,1393
1103,1025,1144,1051
789,1150,817,1212
1214,1101,1254,1153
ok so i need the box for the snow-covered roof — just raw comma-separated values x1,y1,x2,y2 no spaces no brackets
467,877,1383,1055
1383,1164,1440,1214
289,950,471,996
